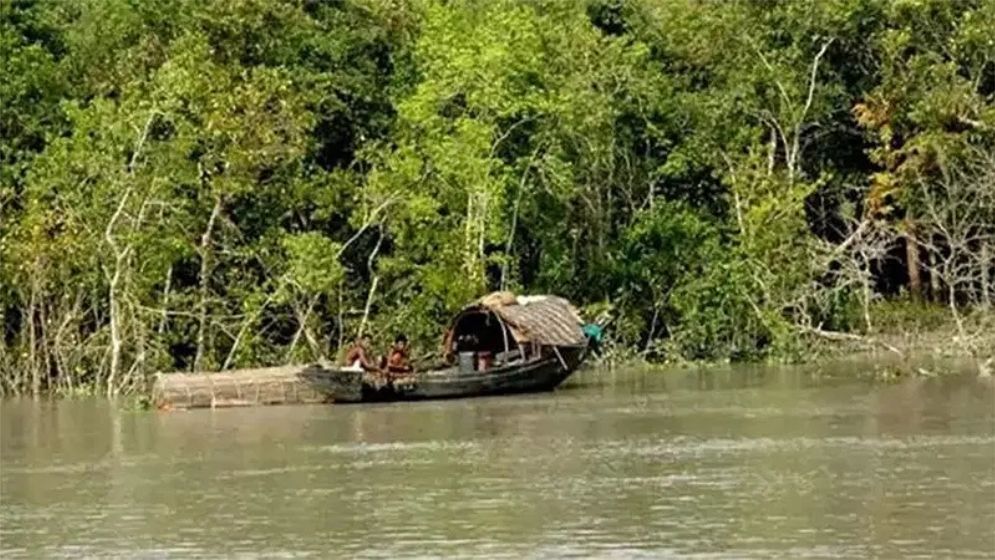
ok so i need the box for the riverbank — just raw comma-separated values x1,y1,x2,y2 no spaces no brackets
595,301,995,379
802,302,995,377
4,300,991,404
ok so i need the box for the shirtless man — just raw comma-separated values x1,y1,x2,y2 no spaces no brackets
343,335,377,371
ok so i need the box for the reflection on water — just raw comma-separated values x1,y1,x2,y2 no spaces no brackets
2,365,994,558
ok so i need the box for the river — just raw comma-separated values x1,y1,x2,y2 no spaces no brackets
2,364,994,558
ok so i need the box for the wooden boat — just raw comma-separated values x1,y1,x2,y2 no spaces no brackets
299,292,592,403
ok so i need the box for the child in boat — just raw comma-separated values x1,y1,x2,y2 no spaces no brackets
343,335,377,372
383,333,414,376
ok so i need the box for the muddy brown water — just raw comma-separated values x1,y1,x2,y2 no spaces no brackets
2,364,994,558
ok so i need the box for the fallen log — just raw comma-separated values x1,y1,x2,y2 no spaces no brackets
152,365,332,410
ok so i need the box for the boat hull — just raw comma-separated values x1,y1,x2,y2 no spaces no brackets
299,345,586,403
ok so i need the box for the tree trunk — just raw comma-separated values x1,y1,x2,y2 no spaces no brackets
927,247,940,303
905,224,922,300
106,254,125,397
358,276,379,339
336,278,345,355
104,114,154,395
193,198,222,373
28,273,39,397
158,265,172,336
862,272,873,333
51,291,83,394
104,188,133,397
982,243,991,309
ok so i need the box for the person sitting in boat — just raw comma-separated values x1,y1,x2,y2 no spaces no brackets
343,335,377,372
383,333,414,376
455,333,479,354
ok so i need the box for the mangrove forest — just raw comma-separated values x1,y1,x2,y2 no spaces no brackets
1,0,994,396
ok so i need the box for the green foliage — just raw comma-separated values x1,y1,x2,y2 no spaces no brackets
281,233,344,298
869,299,955,334
855,0,995,214
668,255,766,361
2,0,993,394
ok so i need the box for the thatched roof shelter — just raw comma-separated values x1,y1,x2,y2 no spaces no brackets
443,292,586,357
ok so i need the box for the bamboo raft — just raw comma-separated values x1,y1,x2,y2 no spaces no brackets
152,365,331,410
